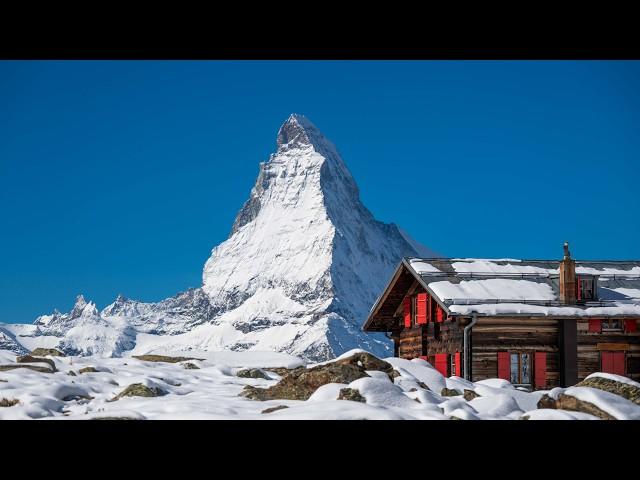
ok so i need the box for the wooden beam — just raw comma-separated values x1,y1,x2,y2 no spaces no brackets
596,343,630,351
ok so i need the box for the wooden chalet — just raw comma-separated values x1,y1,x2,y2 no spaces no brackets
363,243,640,390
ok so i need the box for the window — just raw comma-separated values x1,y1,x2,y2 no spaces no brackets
450,354,456,377
602,318,622,331
509,352,532,386
412,295,418,326
577,275,597,301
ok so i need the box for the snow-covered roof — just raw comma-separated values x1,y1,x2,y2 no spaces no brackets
405,257,640,317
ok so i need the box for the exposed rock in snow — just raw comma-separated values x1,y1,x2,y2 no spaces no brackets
1,348,639,420
2,114,435,361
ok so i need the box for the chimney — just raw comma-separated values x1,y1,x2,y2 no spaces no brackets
559,241,576,304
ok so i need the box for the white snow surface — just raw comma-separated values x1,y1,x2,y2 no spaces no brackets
2,114,436,362
1,349,639,420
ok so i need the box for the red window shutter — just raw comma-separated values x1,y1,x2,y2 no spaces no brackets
497,352,510,380
624,319,637,333
454,352,462,377
416,293,428,324
419,355,428,361
588,319,602,333
435,353,449,377
613,352,625,376
601,351,613,373
436,305,444,323
576,276,582,300
534,351,547,389
403,297,411,328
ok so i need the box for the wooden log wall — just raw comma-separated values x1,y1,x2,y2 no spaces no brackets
424,320,463,357
398,325,424,359
576,319,640,381
471,317,560,387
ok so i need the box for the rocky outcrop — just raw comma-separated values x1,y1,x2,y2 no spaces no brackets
536,393,616,420
111,383,167,401
338,388,365,402
241,352,394,401
236,368,270,380
463,389,479,401
0,398,19,407
79,366,98,374
0,364,53,373
575,376,640,406
441,388,461,397
16,355,56,372
31,348,65,357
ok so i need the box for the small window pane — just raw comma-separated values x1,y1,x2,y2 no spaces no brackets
521,353,531,384
510,353,519,384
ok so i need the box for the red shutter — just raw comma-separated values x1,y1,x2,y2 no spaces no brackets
534,351,547,389
435,353,449,377
613,352,625,376
588,319,602,333
416,293,427,324
576,275,582,300
403,297,411,328
419,355,428,361
436,305,444,323
601,351,613,373
454,352,462,377
497,352,510,380
624,319,638,333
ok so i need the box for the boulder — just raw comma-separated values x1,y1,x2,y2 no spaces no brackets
463,389,480,401
68,371,77,376
111,383,167,401
242,363,370,401
333,352,395,379
536,393,616,420
132,354,203,363
0,364,53,373
30,348,65,357
463,389,479,401
338,388,366,403
441,388,461,397
16,355,56,372
537,394,557,409
261,405,290,414
237,368,270,380
575,376,640,406
182,363,200,370
0,398,19,407
78,367,98,374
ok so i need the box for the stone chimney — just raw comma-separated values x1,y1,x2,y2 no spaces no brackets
559,241,577,304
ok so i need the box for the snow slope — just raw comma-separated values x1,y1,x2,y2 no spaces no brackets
2,114,435,361
1,348,635,420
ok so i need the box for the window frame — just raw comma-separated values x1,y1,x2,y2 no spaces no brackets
508,351,534,388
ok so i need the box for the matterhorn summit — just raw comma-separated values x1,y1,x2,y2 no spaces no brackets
2,114,436,361
196,114,436,360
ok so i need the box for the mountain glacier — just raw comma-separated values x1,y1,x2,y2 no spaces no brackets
2,114,436,361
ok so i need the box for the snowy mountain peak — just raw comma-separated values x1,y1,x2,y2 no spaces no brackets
9,115,437,362
276,113,320,149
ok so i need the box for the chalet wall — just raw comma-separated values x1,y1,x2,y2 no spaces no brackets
398,325,424,359
470,317,560,387
576,319,640,381
424,320,463,357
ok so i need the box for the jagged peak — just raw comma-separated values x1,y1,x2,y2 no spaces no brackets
75,294,87,308
276,113,329,152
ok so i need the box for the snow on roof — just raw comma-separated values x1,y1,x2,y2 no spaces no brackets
404,257,640,317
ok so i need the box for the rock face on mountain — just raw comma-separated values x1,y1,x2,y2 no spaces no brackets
2,114,436,361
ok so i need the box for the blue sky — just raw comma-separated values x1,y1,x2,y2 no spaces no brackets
1,60,639,323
